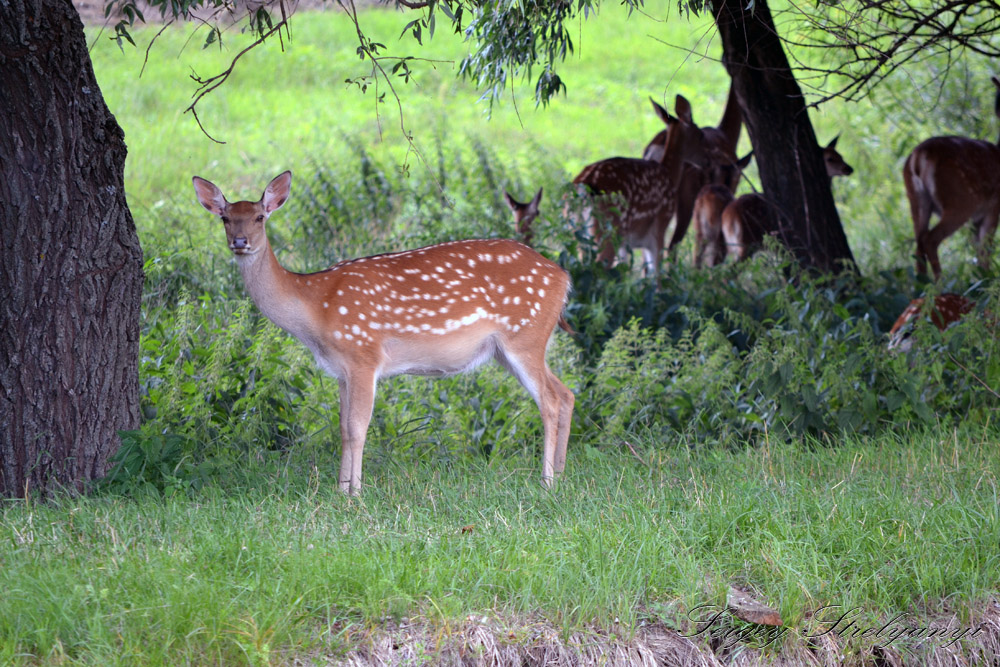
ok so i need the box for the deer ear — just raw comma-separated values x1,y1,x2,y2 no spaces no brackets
530,187,543,211
674,95,694,124
502,191,520,212
826,134,841,150
192,176,227,216
262,171,292,213
650,97,673,125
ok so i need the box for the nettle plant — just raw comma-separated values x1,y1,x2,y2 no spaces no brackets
572,262,1000,445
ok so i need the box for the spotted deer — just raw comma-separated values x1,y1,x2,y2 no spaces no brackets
503,188,543,247
904,76,1000,280
718,136,854,263
643,84,743,252
572,95,709,275
887,293,976,352
193,172,575,494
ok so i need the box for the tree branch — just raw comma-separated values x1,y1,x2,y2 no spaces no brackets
184,15,291,143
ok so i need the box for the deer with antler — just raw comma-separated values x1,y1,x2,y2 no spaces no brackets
905,75,1000,279
571,95,710,275
194,172,575,494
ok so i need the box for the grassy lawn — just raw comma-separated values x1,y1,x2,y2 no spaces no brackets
3,425,999,664
4,1,999,664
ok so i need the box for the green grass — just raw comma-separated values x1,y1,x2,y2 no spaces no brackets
3,425,998,663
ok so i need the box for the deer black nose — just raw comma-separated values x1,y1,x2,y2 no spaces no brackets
232,237,249,250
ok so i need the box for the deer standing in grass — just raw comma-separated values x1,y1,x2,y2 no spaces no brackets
642,84,743,252
193,172,574,494
904,76,1000,280
714,136,854,264
571,95,709,275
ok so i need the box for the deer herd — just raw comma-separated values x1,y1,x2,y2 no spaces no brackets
195,75,1000,493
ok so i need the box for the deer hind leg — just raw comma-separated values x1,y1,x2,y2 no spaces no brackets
701,214,723,268
905,164,933,276
495,344,570,485
974,210,1000,271
337,373,376,495
723,216,748,262
693,215,707,268
546,369,574,476
922,210,971,280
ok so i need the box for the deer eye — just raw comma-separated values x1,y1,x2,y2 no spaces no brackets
221,216,230,225
256,215,265,223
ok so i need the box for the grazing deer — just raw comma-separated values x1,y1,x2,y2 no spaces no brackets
503,188,543,247
718,136,854,263
643,84,743,252
571,95,709,275
193,172,575,494
904,76,1000,280
887,293,976,352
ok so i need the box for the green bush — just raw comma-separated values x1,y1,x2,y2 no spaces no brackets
571,262,999,446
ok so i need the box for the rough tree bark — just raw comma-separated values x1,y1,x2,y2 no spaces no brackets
710,0,856,273
0,0,142,497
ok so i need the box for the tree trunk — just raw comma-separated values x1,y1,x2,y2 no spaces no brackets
710,0,855,273
0,0,142,497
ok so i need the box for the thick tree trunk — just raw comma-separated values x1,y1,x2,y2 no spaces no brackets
0,0,142,497
710,0,855,273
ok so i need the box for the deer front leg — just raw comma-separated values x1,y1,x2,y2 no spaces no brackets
337,373,377,495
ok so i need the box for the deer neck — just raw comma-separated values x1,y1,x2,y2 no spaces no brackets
235,240,313,339
660,129,694,189
717,84,742,153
